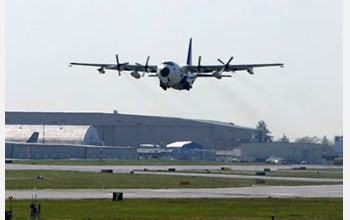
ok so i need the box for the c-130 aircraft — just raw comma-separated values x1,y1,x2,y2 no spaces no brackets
70,38,283,91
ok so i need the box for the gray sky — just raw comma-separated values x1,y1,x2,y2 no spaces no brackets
5,0,342,141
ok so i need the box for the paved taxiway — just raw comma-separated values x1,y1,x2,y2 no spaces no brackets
6,185,342,199
5,164,341,172
6,164,342,183
133,171,342,183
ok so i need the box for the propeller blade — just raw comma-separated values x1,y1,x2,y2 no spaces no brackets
227,56,234,65
217,58,225,65
141,56,151,77
197,56,202,73
115,54,119,64
135,63,143,66
146,56,150,66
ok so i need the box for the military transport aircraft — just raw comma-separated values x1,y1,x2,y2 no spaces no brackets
69,39,283,91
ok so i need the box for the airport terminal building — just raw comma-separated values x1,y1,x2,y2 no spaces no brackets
5,111,264,150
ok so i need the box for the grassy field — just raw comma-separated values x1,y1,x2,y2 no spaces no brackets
5,170,335,190
8,159,268,166
171,168,343,179
5,198,343,220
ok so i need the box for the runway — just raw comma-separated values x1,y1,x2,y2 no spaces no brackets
6,164,343,183
6,185,343,200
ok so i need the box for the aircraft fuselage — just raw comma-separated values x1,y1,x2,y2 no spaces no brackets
157,61,196,91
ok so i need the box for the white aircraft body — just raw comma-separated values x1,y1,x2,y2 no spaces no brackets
70,39,283,91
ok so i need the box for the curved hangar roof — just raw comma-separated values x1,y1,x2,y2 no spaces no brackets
5,125,101,145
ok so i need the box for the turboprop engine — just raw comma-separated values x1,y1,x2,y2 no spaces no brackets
247,67,254,75
130,71,141,79
97,67,105,74
212,71,222,79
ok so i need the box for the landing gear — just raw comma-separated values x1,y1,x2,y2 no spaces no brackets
184,83,191,91
160,82,167,91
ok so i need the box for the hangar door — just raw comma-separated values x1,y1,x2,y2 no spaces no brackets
115,126,139,147
101,126,116,146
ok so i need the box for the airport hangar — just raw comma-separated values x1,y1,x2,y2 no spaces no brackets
5,111,265,151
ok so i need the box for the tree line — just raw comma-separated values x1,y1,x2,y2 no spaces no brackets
256,120,335,152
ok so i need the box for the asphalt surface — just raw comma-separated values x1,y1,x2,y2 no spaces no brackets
5,164,342,172
6,164,343,183
134,171,343,183
6,185,343,199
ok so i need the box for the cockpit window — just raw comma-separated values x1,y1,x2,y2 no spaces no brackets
162,61,174,66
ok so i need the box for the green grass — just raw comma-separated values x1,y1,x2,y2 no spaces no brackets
5,170,336,190
172,168,343,179
5,198,343,220
9,159,268,166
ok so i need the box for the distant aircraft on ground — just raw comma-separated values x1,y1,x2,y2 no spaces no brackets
70,38,284,91
26,132,39,143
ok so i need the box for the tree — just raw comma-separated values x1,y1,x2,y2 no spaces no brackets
277,133,290,143
295,135,334,152
320,136,334,152
295,136,319,144
256,120,273,142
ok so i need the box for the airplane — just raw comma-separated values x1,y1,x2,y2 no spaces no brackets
69,38,284,91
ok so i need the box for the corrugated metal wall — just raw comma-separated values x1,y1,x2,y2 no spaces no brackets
6,112,261,150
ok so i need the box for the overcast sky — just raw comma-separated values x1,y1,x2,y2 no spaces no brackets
5,0,342,141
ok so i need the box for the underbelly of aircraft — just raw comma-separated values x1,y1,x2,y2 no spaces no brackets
170,83,188,90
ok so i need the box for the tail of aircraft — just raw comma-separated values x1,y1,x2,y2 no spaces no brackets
186,38,192,65
26,131,39,143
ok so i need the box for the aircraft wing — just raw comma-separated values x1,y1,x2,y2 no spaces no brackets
196,74,231,77
185,63,284,73
69,62,158,73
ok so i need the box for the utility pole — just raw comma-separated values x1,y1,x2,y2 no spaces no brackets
42,124,45,144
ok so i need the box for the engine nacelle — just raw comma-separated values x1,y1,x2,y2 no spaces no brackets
130,70,141,79
247,67,254,75
212,71,222,79
97,67,105,74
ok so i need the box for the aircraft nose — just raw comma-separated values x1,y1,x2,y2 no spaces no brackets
160,67,170,77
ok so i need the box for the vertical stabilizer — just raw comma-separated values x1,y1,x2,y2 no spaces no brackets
27,132,39,143
186,38,192,65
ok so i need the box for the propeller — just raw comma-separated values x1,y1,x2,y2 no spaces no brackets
115,54,129,76
217,56,234,72
136,56,151,77
197,56,202,73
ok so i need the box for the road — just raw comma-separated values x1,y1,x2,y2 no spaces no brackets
6,185,343,199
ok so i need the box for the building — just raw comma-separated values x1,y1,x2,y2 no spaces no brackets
5,124,137,160
334,136,343,155
240,142,323,164
5,125,102,145
166,141,215,161
166,141,203,150
5,111,264,150
5,142,137,159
